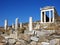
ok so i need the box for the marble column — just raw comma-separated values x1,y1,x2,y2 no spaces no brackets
20,22,22,28
12,23,14,29
15,18,19,30
41,11,43,23
15,18,19,39
44,11,46,23
4,19,8,30
53,10,54,23
29,17,32,31
49,10,51,23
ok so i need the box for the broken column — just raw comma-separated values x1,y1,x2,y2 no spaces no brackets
15,18,19,30
20,22,22,28
12,23,14,29
14,18,19,39
29,17,32,31
4,19,8,30
24,17,34,35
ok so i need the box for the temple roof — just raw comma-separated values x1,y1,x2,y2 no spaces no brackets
40,6,55,10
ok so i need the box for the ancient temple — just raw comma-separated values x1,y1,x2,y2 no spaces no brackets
40,6,59,23
40,6,60,30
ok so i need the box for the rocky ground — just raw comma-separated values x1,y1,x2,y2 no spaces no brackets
0,29,60,45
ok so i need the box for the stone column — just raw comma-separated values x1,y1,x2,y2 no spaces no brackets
12,23,14,29
4,19,8,30
44,11,46,23
15,18,19,39
29,17,32,31
15,18,19,30
49,10,51,23
53,9,54,23
41,11,43,23
20,22,22,28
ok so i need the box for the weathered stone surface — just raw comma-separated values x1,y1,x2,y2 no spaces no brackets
31,36,39,41
9,33,18,39
15,41,21,45
19,34,31,42
27,44,31,45
30,41,37,45
50,39,60,45
36,31,46,36
37,42,41,45
0,36,5,43
41,42,50,45
0,43,6,45
39,36,48,42
24,30,35,35
17,39,27,45
8,38,16,44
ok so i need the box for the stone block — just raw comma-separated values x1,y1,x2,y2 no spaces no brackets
31,36,39,41
0,43,6,45
8,38,16,44
30,41,37,45
37,42,41,45
39,36,48,42
24,30,35,35
9,33,18,39
17,39,27,45
41,42,50,45
50,39,60,45
19,34,31,42
15,41,21,45
35,31,46,37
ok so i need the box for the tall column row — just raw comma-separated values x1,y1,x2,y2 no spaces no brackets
41,9,54,23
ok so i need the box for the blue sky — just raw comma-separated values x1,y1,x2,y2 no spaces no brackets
0,0,60,26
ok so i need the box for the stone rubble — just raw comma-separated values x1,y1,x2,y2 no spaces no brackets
30,36,39,41
30,41,37,45
0,6,60,45
0,29,60,45
19,34,31,42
